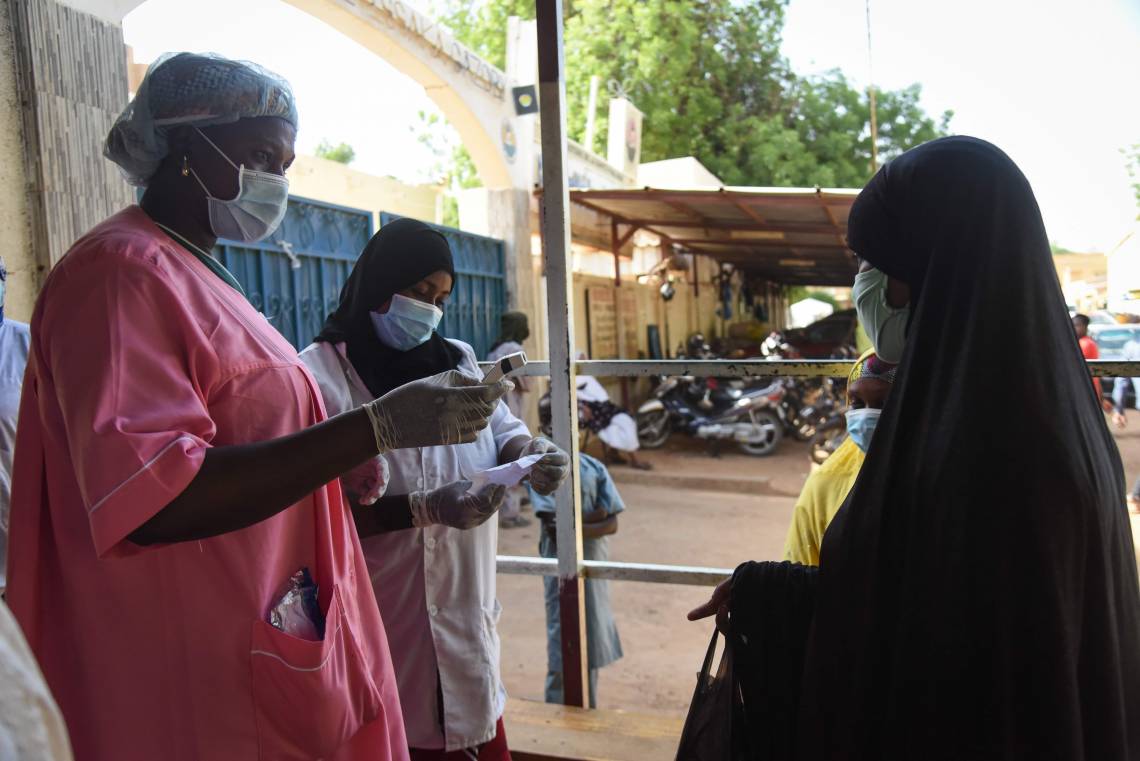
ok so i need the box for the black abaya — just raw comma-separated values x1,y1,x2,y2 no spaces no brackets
732,137,1140,760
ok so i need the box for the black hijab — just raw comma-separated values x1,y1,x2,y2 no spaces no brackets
315,217,464,397
794,137,1140,758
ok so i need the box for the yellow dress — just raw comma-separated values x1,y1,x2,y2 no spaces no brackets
782,438,864,566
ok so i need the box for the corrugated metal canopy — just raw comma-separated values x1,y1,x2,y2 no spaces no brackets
566,186,861,286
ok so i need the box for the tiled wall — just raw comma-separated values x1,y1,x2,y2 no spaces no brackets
10,0,132,283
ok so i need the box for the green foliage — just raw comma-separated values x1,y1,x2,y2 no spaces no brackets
430,0,535,70
413,110,483,226
785,287,839,309
1051,240,1075,255
314,139,356,165
1124,143,1140,209
413,110,481,190
433,0,951,188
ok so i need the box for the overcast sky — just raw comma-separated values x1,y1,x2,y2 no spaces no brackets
124,0,1140,251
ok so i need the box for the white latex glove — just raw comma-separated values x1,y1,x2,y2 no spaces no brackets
364,370,511,451
521,437,570,495
408,480,507,529
340,455,389,506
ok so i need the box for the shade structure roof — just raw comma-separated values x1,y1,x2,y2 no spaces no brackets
565,186,862,286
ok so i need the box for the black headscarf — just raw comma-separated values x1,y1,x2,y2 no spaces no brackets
489,311,530,354
792,137,1140,758
315,217,464,397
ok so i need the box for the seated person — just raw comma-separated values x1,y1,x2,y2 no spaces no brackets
576,366,651,470
783,350,897,565
528,453,624,707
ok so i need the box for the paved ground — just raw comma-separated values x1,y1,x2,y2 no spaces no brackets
495,414,1140,719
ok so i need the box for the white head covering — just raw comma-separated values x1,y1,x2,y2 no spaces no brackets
104,52,298,186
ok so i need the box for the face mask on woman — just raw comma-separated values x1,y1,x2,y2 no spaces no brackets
852,267,909,364
371,293,443,350
845,407,882,453
191,128,289,243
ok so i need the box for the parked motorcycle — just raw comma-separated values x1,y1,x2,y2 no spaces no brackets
809,411,848,465
636,375,786,456
778,376,844,442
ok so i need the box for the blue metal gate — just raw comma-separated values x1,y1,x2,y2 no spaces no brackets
379,212,507,358
213,201,505,355
215,195,372,349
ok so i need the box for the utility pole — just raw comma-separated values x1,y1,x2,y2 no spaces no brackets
866,0,879,174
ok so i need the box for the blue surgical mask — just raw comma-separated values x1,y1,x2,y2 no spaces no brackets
845,407,882,453
371,293,443,350
191,128,289,243
852,267,909,364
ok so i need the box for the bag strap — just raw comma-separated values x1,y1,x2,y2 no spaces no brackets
699,628,720,680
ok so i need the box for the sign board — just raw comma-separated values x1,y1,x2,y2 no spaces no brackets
617,287,640,358
586,286,618,359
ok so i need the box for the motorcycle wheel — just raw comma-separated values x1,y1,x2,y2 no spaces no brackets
636,409,672,449
737,410,783,457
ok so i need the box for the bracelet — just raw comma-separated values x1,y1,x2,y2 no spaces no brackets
362,400,389,454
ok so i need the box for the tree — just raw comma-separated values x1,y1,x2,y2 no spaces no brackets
315,139,356,165
412,111,483,227
432,0,951,188
1124,142,1140,210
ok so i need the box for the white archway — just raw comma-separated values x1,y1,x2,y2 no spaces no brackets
73,0,529,190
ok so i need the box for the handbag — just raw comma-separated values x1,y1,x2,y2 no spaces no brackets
675,628,735,761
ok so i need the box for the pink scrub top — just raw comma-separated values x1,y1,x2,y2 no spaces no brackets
5,207,408,761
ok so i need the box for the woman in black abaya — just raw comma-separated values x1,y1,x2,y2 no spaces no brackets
689,137,1140,760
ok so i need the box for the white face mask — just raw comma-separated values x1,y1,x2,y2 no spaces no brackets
191,128,289,243
370,293,443,350
852,267,910,364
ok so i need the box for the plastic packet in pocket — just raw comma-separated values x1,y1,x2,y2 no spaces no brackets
268,567,325,641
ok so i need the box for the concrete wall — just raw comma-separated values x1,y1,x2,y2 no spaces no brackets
0,1,35,321
286,154,443,229
3,0,132,319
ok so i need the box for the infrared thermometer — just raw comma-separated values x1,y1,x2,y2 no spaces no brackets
483,351,528,383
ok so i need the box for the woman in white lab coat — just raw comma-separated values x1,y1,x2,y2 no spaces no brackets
301,218,569,759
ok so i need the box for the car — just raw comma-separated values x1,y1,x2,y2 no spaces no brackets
781,309,859,359
1089,310,1118,326
1090,324,1140,409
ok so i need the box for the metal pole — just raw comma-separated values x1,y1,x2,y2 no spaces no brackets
535,0,589,709
584,74,600,152
866,0,879,174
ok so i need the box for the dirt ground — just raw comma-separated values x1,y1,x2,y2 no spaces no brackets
494,411,1140,720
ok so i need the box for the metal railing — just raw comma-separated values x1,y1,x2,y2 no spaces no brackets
485,358,1138,379
485,356,1140,590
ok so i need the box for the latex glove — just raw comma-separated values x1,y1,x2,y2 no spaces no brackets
521,437,570,496
341,455,389,506
408,480,506,529
364,370,511,451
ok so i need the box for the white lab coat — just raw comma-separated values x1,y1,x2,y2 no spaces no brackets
300,338,531,751
0,599,73,760
0,320,30,594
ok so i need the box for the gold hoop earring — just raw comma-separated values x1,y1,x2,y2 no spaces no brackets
181,156,190,177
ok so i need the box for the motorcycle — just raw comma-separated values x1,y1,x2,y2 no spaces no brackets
778,376,844,442
636,374,786,456
809,410,848,465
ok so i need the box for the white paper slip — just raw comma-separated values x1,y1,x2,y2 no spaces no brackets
467,453,546,493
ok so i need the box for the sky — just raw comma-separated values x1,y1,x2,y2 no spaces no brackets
123,0,1140,252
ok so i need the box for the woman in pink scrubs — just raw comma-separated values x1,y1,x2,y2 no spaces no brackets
4,53,507,761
